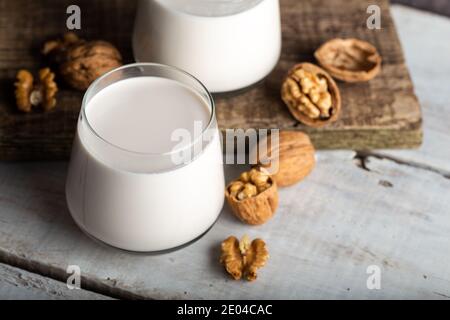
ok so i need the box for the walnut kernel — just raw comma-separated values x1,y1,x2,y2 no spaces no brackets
14,70,34,112
220,235,269,281
14,68,58,112
39,68,58,111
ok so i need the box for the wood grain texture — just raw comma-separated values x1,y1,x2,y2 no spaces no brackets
0,0,422,160
0,263,112,300
0,0,136,160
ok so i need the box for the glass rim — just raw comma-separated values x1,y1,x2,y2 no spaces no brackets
153,0,266,19
81,62,216,157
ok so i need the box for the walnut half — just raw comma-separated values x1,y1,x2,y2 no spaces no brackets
220,235,269,281
281,63,341,128
14,70,34,112
225,167,278,225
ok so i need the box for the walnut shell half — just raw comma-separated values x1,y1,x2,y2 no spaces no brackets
225,168,278,225
281,63,341,128
314,38,382,83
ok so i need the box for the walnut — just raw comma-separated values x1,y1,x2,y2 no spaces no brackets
220,235,269,281
281,63,341,128
43,32,122,90
14,68,58,112
42,32,80,61
225,167,278,225
254,131,316,187
14,70,34,112
39,68,58,111
315,38,382,83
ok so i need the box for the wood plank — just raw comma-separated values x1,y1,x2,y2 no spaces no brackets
0,0,422,161
0,151,449,299
0,263,112,300
366,6,450,176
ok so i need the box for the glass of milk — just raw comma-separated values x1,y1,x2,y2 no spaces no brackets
133,0,282,93
66,63,225,252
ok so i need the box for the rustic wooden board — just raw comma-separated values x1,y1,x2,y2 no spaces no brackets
0,0,422,160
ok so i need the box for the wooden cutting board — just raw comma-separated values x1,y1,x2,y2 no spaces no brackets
0,0,422,160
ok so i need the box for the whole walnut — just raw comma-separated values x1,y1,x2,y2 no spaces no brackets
43,33,122,90
254,131,316,187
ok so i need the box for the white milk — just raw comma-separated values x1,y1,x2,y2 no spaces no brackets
133,0,281,92
160,0,265,16
66,76,225,252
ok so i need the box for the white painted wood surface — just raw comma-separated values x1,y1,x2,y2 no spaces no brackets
0,263,111,300
0,5,449,299
373,6,450,176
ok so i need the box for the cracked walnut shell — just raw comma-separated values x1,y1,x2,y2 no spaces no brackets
315,38,382,83
220,235,269,281
43,32,122,90
225,168,278,225
255,131,316,187
281,63,341,128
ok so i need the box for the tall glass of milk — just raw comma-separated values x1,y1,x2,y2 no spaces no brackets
65,63,225,252
133,0,282,93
